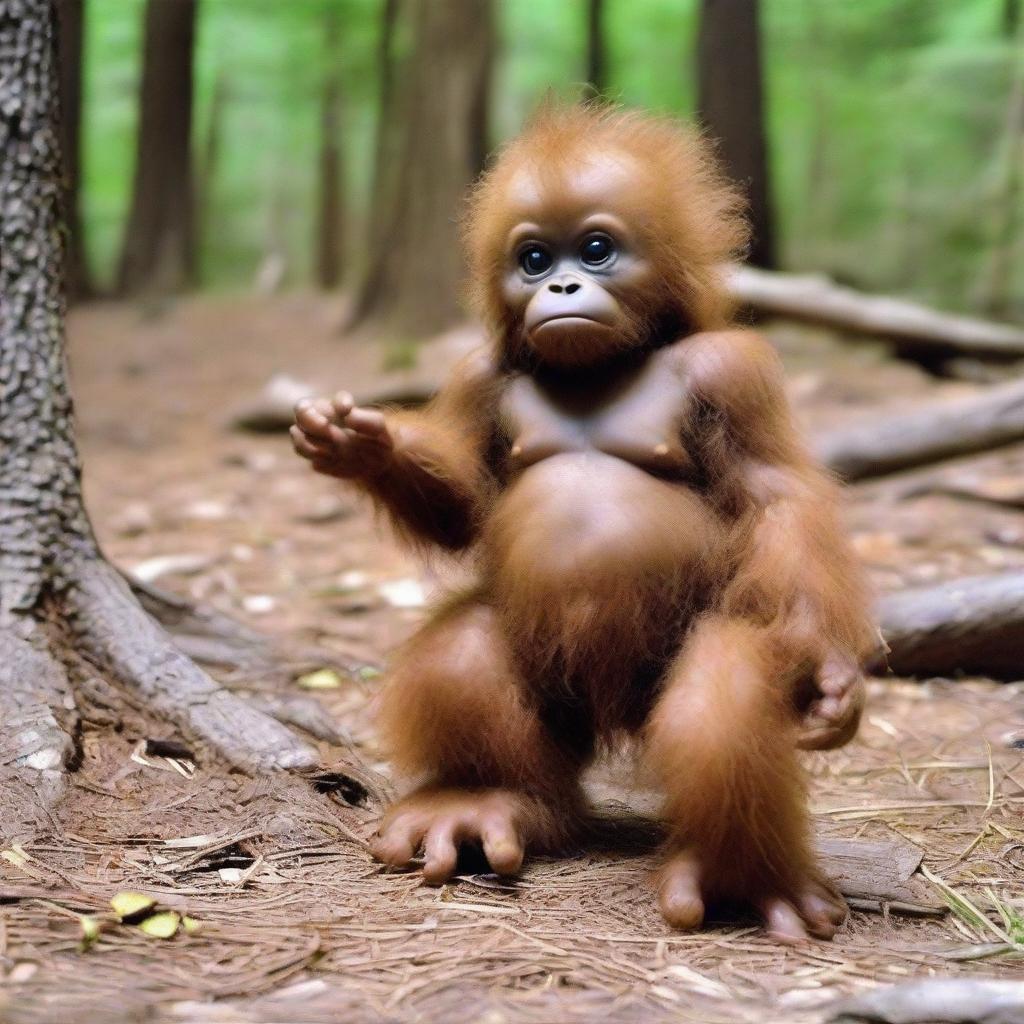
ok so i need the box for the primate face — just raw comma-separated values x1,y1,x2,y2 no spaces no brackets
498,155,663,367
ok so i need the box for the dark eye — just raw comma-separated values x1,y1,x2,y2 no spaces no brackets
519,244,553,276
580,233,615,267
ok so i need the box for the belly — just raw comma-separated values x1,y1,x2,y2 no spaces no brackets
485,452,719,584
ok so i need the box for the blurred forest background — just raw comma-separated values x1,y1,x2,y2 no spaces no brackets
59,0,1024,337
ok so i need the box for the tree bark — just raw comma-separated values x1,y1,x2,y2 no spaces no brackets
348,0,494,339
697,0,776,269
728,264,1024,360
876,573,1024,681
816,377,1024,481
116,0,196,296
55,0,91,301
316,4,345,289
0,1,320,815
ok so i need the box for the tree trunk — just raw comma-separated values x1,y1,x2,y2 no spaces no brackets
584,0,607,98
876,573,1024,680
195,68,226,286
361,0,401,288
979,14,1024,319
316,4,345,290
116,0,196,296
696,0,776,269
349,0,494,339
0,1,319,820
55,0,92,301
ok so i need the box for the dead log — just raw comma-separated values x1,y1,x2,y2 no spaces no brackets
876,573,1024,680
727,264,1024,360
828,979,1024,1024
815,836,943,916
816,377,1024,480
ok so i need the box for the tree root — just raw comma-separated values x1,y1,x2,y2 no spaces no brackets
65,558,319,772
0,629,75,806
128,574,336,679
0,554,362,816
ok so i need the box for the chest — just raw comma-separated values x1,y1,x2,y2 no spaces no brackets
498,356,698,476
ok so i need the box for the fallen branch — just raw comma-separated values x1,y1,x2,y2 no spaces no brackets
728,264,1024,361
876,572,1024,680
816,377,1024,480
814,836,941,914
828,979,1024,1024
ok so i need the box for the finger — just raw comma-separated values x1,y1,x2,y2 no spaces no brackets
657,850,705,930
817,659,859,697
797,724,838,751
816,696,843,722
294,401,334,439
422,821,460,885
290,425,330,461
481,820,524,876
759,896,811,944
345,407,390,441
332,391,355,420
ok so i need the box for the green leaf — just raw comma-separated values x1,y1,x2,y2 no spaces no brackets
138,911,180,939
78,915,100,951
110,891,156,921
296,668,343,690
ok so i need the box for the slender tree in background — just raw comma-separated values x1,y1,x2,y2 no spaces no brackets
585,0,607,98
196,68,226,285
0,0,315,819
116,0,197,295
362,0,401,281
317,3,346,289
980,13,1024,317
696,0,776,268
1005,0,1021,36
350,0,494,337
56,0,92,300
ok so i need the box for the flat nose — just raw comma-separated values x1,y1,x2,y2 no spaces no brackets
547,277,581,295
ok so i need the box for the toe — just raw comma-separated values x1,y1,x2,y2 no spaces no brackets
801,885,847,929
481,820,525,876
658,851,705,930
760,897,812,944
422,822,459,885
370,811,424,869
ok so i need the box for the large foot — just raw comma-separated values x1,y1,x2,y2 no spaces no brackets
370,787,547,884
657,848,847,942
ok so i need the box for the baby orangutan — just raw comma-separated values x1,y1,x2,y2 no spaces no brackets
292,106,876,941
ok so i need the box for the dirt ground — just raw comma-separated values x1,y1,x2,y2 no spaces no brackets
1,294,1023,1024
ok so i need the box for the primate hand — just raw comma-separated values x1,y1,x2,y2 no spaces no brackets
292,392,395,480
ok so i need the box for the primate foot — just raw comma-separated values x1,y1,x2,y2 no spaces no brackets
657,848,847,942
371,787,550,884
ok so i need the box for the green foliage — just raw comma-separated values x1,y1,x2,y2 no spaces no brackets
78,0,1022,316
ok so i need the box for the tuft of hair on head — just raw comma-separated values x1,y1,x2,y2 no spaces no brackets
462,101,750,344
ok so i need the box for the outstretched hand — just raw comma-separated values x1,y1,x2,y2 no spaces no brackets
798,651,865,751
291,392,395,480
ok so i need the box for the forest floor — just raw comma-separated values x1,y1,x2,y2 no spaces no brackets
1,294,1023,1024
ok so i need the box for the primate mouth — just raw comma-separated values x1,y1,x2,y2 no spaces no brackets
533,314,607,330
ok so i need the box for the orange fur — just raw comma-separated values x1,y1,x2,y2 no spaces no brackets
464,104,749,363
303,104,874,937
